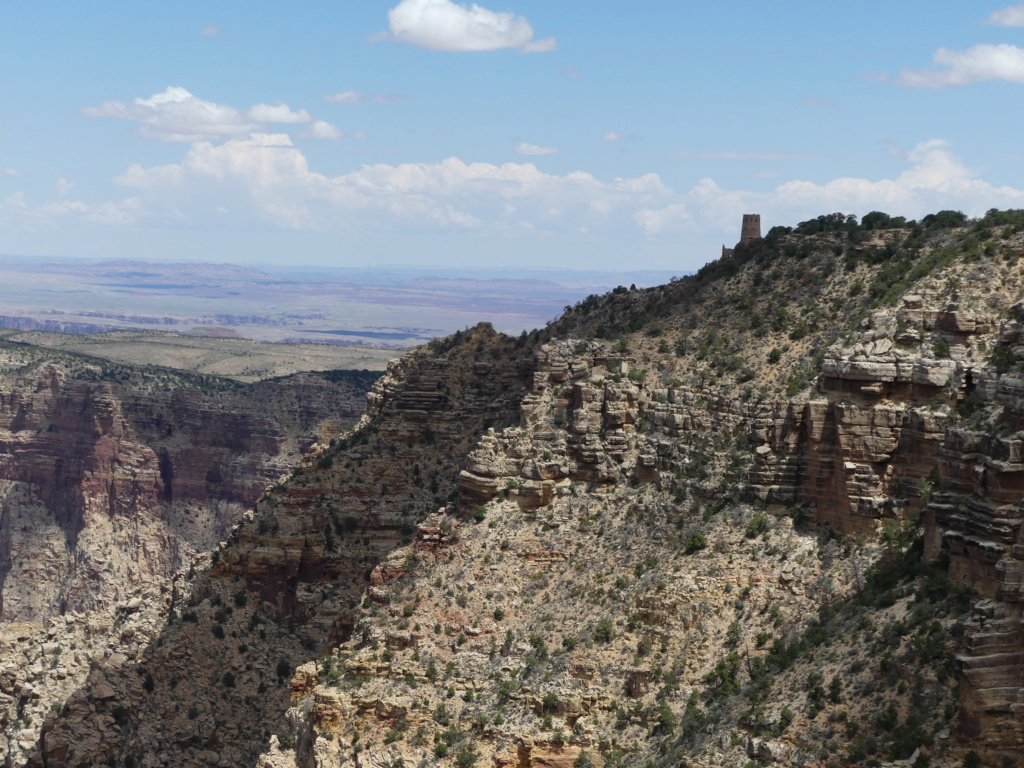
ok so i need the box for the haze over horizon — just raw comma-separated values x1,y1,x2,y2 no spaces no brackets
4,1,1024,271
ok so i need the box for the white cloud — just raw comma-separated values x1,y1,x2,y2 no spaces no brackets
381,0,555,53
988,3,1024,26
637,140,1024,235
1,168,20,177
0,190,140,229
516,142,558,156
324,90,367,104
560,64,583,80
323,90,408,104
56,178,76,197
353,131,370,140
247,103,313,124
82,87,258,142
888,43,1024,87
602,131,624,142
199,25,221,37
8,136,1021,266
303,120,344,141
107,134,670,233
521,37,557,54
83,87,341,143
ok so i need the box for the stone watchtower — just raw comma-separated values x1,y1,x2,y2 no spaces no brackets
739,214,761,245
721,213,762,258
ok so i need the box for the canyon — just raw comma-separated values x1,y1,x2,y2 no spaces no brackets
1,212,1022,768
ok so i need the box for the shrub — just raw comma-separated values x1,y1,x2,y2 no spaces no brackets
655,701,677,734
593,617,615,643
745,512,769,538
434,703,450,725
542,692,559,712
455,745,479,768
683,531,708,553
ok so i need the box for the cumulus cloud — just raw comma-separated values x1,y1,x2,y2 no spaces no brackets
198,25,221,37
988,3,1024,25
381,0,555,53
83,87,340,142
602,131,624,142
1,168,21,177
302,120,344,141
515,142,558,156
637,140,1024,235
82,87,256,142
887,43,1024,87
107,134,669,233
8,135,1021,266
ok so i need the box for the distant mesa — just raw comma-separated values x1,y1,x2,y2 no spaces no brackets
721,213,761,258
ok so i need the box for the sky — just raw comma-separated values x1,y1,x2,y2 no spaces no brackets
3,0,1024,272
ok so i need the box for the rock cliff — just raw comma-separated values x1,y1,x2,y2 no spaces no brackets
0,343,380,764
32,324,535,767
14,210,1024,768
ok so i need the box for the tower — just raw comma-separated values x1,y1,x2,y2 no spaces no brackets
739,214,761,245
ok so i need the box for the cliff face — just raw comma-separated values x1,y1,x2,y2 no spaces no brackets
33,324,536,768
14,214,1024,768
257,219,1024,768
0,347,378,766
0,354,374,623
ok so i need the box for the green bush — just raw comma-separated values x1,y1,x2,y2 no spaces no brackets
683,531,708,553
455,745,479,767
745,512,769,538
593,617,615,643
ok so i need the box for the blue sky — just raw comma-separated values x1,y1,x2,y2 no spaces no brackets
3,0,1024,271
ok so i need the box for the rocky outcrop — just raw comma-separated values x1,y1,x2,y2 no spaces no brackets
13,219,1024,768
34,324,536,768
0,358,373,623
0,349,380,766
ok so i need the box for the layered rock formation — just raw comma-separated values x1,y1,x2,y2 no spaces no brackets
33,324,535,767
0,353,375,622
0,344,380,763
260,220,1024,768
9,214,1024,768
